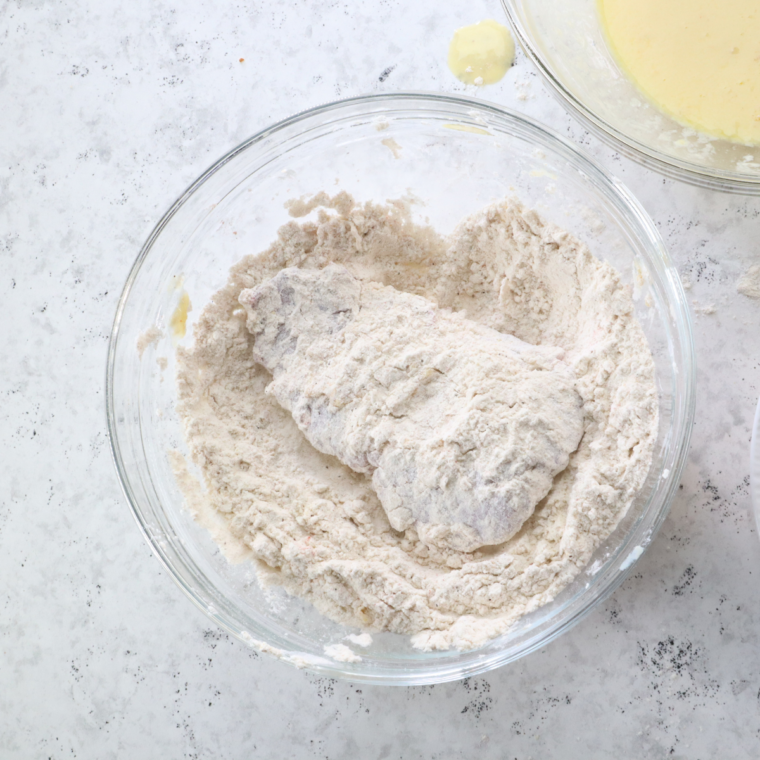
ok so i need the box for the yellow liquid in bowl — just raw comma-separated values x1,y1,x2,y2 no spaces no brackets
599,0,760,145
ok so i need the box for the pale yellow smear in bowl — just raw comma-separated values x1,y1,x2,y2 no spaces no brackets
599,0,760,145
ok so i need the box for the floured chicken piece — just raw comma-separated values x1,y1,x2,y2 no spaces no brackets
239,263,584,552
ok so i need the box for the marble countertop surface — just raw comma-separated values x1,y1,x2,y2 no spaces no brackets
4,0,760,757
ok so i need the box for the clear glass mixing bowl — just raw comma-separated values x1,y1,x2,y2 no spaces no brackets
501,0,760,193
107,93,695,684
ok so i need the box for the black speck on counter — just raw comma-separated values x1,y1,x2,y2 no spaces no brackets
459,677,493,717
672,565,698,596
378,65,396,82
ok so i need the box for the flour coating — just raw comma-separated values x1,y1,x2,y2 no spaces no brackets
175,194,658,651
240,264,583,551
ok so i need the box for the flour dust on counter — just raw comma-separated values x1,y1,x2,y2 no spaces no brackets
174,192,658,651
737,264,760,299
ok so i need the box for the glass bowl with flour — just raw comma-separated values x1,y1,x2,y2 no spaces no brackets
108,94,695,684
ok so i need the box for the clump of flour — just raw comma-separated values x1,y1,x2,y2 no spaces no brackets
175,193,658,651
737,264,760,299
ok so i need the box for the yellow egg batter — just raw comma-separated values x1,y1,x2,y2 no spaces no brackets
447,19,515,86
599,0,760,145
170,291,192,339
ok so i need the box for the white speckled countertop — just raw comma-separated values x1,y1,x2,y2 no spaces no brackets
3,0,760,757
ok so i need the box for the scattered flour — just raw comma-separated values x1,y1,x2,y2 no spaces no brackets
737,264,760,299
137,326,163,358
692,300,717,315
515,80,532,101
239,630,309,669
344,633,373,648
324,643,362,663
174,193,658,651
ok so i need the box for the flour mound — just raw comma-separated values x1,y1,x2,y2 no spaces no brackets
175,194,658,651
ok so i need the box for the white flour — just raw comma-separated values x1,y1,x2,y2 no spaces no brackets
175,194,658,651
737,264,760,299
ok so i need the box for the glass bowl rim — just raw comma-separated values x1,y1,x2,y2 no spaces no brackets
106,91,696,684
500,0,760,195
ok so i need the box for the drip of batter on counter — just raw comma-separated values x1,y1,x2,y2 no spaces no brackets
447,19,515,86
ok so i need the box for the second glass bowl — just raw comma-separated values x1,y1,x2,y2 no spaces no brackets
502,0,760,193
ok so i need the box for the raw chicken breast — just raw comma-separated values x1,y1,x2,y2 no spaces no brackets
239,264,583,552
